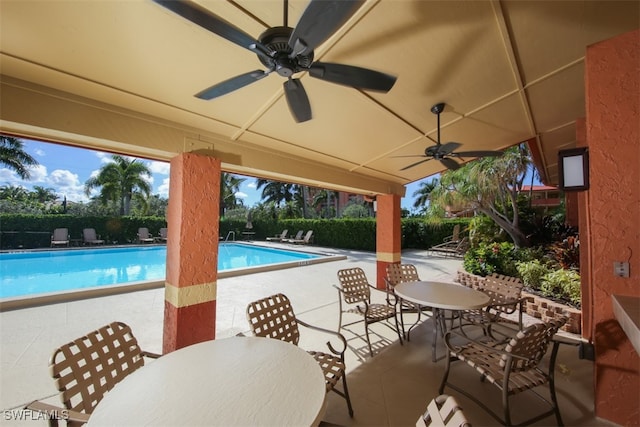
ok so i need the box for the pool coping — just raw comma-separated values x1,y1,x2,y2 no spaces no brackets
0,244,346,311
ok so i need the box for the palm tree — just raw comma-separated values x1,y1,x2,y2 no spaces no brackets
30,186,57,203
256,179,297,206
312,189,339,218
84,155,152,216
0,185,29,201
429,144,532,247
220,173,246,217
412,178,439,210
0,136,38,179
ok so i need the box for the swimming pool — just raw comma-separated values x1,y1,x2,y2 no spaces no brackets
0,243,326,299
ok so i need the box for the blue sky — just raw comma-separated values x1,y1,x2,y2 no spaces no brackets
2,139,431,211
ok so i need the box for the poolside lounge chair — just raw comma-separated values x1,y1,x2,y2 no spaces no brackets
428,236,469,258
50,228,69,247
25,321,160,425
137,227,155,244
283,230,303,243
266,229,288,242
158,227,168,242
287,230,313,244
83,228,105,245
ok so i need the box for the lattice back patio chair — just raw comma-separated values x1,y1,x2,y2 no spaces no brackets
246,293,354,417
385,263,432,341
460,274,526,340
439,317,567,426
416,394,472,427
25,321,160,426
335,267,403,357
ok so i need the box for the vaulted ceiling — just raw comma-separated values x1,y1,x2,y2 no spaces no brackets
1,0,638,198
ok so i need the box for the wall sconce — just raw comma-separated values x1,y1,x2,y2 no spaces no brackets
558,147,589,191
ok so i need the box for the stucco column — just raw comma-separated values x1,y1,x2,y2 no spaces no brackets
375,194,402,288
163,153,220,353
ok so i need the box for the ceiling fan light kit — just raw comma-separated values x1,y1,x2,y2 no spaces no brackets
153,0,397,123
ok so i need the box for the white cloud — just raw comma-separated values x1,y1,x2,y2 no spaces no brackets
235,191,247,199
157,177,170,198
0,168,22,185
247,181,257,189
27,164,48,183
148,160,170,175
34,148,46,157
48,169,88,202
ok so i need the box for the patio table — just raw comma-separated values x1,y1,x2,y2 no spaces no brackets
88,336,327,426
394,281,490,362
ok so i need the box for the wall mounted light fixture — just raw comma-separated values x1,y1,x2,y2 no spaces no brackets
558,147,589,191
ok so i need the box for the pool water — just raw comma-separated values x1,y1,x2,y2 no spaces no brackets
0,243,319,298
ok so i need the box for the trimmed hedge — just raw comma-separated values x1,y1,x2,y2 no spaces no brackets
1,214,469,251
0,214,166,248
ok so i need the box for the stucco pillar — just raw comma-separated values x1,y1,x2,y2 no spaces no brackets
586,29,639,426
375,194,402,288
163,153,220,353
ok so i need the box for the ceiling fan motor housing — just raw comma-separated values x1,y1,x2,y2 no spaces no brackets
257,26,314,77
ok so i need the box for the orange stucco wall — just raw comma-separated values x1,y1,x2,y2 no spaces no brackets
585,29,640,426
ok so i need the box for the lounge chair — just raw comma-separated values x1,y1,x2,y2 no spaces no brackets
83,228,105,245
158,227,168,242
283,230,304,243
428,236,469,258
137,227,155,244
50,228,69,247
287,230,313,244
266,229,288,242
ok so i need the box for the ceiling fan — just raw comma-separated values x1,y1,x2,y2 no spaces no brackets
396,102,503,171
153,0,397,123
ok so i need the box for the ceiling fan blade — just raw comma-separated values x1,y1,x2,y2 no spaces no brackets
452,150,503,157
195,70,269,100
437,141,462,155
288,0,365,56
153,0,269,57
284,79,312,123
440,157,461,170
400,158,432,171
308,62,396,92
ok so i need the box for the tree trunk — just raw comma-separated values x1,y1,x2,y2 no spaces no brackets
480,207,531,248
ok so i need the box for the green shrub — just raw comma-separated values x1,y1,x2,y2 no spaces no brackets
463,241,519,277
541,269,581,306
516,259,551,291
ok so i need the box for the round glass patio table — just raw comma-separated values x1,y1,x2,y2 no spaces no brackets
394,281,490,362
88,336,326,426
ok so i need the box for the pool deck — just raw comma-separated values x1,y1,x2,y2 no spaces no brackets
0,244,614,426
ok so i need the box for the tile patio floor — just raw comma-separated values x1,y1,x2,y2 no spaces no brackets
0,245,617,426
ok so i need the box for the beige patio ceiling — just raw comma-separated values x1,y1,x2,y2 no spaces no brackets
1,0,638,197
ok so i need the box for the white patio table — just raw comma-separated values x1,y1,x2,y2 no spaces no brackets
394,281,490,362
88,336,326,426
